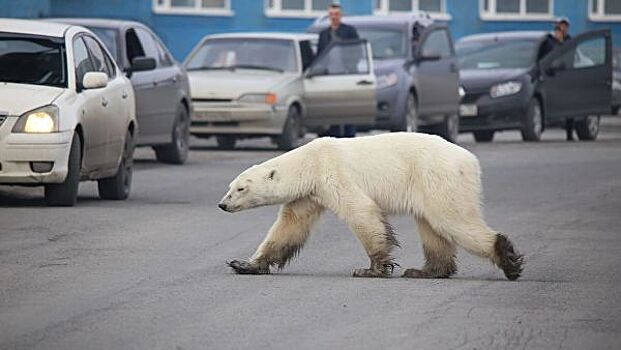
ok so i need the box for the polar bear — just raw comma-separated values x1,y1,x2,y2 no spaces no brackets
218,133,524,280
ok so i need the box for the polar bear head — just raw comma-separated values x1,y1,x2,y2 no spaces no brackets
218,164,285,212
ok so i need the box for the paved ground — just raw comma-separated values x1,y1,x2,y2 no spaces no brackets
1,121,621,349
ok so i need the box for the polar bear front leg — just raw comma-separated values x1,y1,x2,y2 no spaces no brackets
228,198,324,275
402,217,457,279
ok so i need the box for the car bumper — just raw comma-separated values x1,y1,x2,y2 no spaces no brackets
190,102,288,136
459,92,529,132
373,85,405,130
0,117,73,184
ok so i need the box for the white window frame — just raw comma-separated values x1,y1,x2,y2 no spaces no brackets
265,0,332,18
480,0,554,21
373,0,451,21
589,0,621,22
153,0,234,16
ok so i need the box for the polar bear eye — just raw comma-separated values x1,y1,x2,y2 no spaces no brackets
237,187,245,192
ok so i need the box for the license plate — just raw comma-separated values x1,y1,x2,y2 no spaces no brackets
459,104,478,117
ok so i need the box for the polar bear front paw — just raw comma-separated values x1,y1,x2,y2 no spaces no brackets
228,260,270,275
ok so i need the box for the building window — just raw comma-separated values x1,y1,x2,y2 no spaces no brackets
480,0,553,21
265,0,334,17
153,0,233,16
589,0,621,21
373,0,450,20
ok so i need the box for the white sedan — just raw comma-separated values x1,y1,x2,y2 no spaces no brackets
0,19,138,206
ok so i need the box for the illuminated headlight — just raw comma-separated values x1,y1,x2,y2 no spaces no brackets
613,80,621,91
376,73,399,89
12,105,59,133
238,93,277,105
490,81,522,98
458,86,466,98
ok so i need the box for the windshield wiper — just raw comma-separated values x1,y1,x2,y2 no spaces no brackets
230,64,284,73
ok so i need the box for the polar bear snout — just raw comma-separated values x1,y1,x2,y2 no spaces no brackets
218,202,229,211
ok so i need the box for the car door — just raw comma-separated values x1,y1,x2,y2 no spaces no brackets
72,36,108,172
539,29,612,120
83,35,128,169
415,25,460,117
303,39,376,127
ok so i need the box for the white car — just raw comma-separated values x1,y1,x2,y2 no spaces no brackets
184,32,377,150
0,19,137,206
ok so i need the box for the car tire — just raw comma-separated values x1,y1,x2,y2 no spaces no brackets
276,106,303,151
575,115,600,141
473,130,495,143
435,114,459,143
154,105,190,164
393,93,417,132
45,133,81,207
98,129,134,200
521,98,543,142
216,135,236,150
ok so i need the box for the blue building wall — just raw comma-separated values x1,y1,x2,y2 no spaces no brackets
1,0,619,60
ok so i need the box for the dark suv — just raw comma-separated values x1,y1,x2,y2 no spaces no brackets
50,19,192,163
308,13,460,142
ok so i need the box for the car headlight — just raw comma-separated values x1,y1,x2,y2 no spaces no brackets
376,73,399,89
238,93,278,105
12,105,59,133
458,86,466,99
490,81,522,98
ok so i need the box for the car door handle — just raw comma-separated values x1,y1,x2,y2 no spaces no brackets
101,97,108,107
450,63,458,72
356,80,374,86
121,90,128,99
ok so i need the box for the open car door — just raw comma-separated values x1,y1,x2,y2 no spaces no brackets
539,29,612,121
303,39,376,127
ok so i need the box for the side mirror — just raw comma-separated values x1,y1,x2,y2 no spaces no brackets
417,50,441,62
546,60,567,76
305,66,329,78
127,56,156,77
82,72,108,90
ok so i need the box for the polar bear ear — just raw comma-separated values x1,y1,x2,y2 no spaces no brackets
267,169,277,180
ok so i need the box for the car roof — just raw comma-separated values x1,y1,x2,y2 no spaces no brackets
0,18,72,37
311,12,434,27
459,31,548,43
204,32,317,41
47,18,144,30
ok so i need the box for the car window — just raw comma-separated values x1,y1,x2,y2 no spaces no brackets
421,29,452,58
456,39,539,69
310,41,370,75
83,36,113,78
154,36,174,67
357,28,407,60
73,37,95,89
551,36,606,70
86,26,119,63
135,28,160,67
125,28,146,65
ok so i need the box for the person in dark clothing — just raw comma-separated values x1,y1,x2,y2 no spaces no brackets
317,3,359,138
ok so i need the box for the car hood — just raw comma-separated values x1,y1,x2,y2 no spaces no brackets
0,83,64,116
373,58,406,75
187,70,297,100
459,68,529,91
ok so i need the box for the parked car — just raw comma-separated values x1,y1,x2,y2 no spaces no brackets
456,30,612,142
184,32,376,150
307,13,461,143
613,48,621,115
0,19,137,206
49,18,192,164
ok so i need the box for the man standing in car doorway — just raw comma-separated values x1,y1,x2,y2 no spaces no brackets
557,17,576,141
317,3,360,138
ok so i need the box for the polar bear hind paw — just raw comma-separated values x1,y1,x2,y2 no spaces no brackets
401,268,451,279
228,260,270,275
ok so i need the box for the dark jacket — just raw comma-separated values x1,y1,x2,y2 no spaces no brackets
538,33,572,61
317,23,359,56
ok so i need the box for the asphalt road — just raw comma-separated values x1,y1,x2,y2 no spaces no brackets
1,122,621,350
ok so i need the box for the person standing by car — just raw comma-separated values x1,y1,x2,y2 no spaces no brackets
317,3,359,138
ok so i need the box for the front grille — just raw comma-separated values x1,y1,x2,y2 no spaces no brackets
462,92,486,104
192,98,233,103
192,121,239,127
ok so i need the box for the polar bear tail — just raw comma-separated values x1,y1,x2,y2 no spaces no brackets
493,233,524,281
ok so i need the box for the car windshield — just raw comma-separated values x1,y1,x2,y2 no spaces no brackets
185,38,297,73
0,34,67,87
86,27,119,62
357,28,407,60
456,39,539,70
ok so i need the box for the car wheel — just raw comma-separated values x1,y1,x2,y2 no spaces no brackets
394,93,417,132
521,98,543,142
154,105,190,164
435,114,459,143
277,106,303,151
473,130,495,143
98,129,134,200
575,115,600,141
216,135,236,150
45,133,81,206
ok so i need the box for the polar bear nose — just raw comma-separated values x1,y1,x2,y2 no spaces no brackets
218,203,228,211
